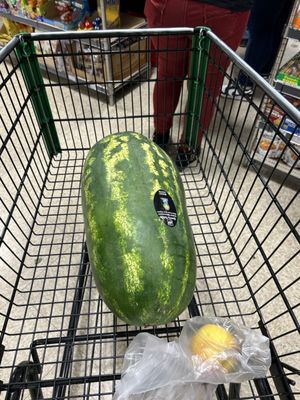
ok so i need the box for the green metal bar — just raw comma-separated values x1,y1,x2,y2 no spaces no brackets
184,27,211,148
15,34,61,157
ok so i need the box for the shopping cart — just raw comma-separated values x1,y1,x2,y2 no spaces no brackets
0,27,299,400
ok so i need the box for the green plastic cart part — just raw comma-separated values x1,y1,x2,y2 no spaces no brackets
15,35,61,157
184,27,211,148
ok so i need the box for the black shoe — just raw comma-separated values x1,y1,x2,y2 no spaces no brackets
220,82,253,100
175,145,200,170
153,131,170,151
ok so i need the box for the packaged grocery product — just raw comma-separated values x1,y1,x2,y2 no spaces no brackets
257,130,285,159
34,33,72,73
0,17,32,45
37,0,90,29
0,0,9,12
292,4,300,30
264,95,300,146
282,144,300,168
97,0,120,27
4,0,19,14
276,52,300,88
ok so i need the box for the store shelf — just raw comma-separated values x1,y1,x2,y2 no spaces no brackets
117,13,146,30
0,40,148,104
0,10,146,33
0,9,148,104
253,0,300,186
0,10,62,31
274,80,300,99
257,121,300,147
287,26,300,40
253,152,300,185
58,62,149,97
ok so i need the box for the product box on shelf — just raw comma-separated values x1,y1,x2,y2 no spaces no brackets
36,0,90,29
0,0,9,12
21,0,47,18
256,128,300,169
4,0,20,15
3,0,48,19
71,36,147,83
264,95,300,145
276,51,300,88
292,4,300,30
97,0,120,28
257,95,300,168
0,16,32,45
257,128,285,159
71,41,105,82
34,33,72,73
282,143,300,168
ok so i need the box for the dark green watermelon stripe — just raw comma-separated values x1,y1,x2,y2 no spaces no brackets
169,165,194,312
84,153,104,272
141,141,178,308
151,145,193,314
135,138,172,316
83,149,129,321
141,138,195,316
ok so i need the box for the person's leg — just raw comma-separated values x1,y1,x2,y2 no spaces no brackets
145,0,249,162
152,34,189,138
240,0,293,84
261,0,294,76
176,4,249,167
144,0,189,146
241,1,269,82
199,6,250,136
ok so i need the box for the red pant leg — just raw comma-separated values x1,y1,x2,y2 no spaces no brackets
144,0,249,143
145,0,190,134
198,6,250,142
152,34,190,134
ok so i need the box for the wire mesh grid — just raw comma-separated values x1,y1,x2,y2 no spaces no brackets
0,28,299,400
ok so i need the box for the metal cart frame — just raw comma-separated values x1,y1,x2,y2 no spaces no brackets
0,27,299,400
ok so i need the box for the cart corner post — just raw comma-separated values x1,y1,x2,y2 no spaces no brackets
184,27,211,148
15,34,61,157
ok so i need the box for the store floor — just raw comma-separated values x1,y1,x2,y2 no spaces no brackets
0,37,299,399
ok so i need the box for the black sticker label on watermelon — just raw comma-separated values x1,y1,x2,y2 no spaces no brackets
154,190,177,227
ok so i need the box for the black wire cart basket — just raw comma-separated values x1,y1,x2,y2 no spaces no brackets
0,27,299,400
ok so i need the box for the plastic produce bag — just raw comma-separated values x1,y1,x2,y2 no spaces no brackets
180,316,271,384
114,317,271,400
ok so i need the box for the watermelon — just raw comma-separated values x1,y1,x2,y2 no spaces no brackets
81,132,196,326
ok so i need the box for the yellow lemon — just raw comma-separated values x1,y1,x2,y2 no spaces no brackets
191,324,239,372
